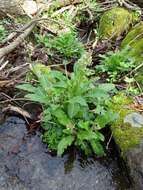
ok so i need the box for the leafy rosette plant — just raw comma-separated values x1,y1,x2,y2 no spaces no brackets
17,57,117,156
96,47,135,82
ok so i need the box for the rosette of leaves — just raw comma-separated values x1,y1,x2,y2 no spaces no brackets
17,57,117,156
36,31,85,60
96,47,135,82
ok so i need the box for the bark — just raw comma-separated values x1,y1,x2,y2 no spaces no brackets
0,0,24,16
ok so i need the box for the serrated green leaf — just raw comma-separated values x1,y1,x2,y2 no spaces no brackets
31,64,50,77
77,130,100,141
67,102,80,119
95,110,118,128
86,88,109,100
57,136,74,156
70,96,88,107
51,70,67,81
43,109,52,122
98,83,115,92
16,84,37,93
25,93,48,104
77,121,90,130
94,131,105,141
38,74,50,91
90,139,105,156
52,108,71,126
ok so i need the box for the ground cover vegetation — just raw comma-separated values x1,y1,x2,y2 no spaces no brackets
0,0,143,157
17,56,117,156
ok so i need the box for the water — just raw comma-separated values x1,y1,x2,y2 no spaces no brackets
0,116,132,190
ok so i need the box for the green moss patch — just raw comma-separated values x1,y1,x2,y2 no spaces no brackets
121,22,143,63
109,94,143,156
99,7,133,40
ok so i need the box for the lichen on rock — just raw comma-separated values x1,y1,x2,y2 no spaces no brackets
99,7,135,40
124,112,143,128
109,93,143,156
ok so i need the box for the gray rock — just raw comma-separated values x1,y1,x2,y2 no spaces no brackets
124,112,143,128
126,140,143,190
0,116,131,190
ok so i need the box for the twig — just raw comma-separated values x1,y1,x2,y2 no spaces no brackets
6,63,29,75
2,105,32,119
118,0,140,10
106,132,113,149
129,62,143,75
0,22,35,59
51,5,73,17
0,60,9,71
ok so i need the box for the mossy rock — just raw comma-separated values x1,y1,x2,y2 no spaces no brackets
121,22,143,63
99,7,135,40
109,93,143,156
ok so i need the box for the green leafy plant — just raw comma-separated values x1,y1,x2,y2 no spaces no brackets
36,31,85,60
124,77,140,95
73,0,97,25
17,56,117,156
96,47,135,82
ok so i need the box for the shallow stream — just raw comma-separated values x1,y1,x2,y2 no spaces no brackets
0,116,132,190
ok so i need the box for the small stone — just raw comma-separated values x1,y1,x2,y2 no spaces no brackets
124,112,143,128
22,0,38,16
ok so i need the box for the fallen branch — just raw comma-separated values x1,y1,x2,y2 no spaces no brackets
0,22,35,59
0,15,66,59
2,104,32,119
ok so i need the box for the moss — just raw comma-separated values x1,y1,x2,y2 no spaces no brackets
121,22,143,63
121,22,143,45
99,7,134,40
109,93,143,156
113,124,143,156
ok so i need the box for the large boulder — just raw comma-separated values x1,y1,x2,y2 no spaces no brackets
126,140,143,190
99,7,135,40
109,94,143,189
121,22,143,63
121,22,143,88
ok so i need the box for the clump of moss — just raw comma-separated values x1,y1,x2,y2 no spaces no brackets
109,93,143,156
99,7,135,40
113,124,143,156
121,22,143,63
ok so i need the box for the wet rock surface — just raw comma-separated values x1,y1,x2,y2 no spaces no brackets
0,117,131,190
126,140,143,190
